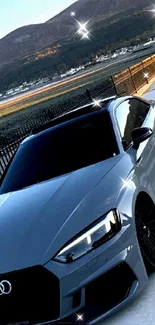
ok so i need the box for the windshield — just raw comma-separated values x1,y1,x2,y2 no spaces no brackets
0,112,118,194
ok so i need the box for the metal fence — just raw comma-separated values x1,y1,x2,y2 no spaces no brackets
0,77,115,148
0,78,116,178
0,113,58,175
0,113,53,148
0,114,55,177
0,135,26,178
112,54,155,95
0,54,155,179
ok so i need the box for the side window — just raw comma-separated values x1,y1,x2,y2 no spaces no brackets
116,99,150,149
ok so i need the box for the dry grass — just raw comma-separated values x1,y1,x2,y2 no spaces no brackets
0,80,91,118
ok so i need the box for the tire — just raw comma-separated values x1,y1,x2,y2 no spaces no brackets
135,199,155,272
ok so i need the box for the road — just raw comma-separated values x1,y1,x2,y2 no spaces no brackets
99,80,155,325
0,49,154,118
143,82,155,101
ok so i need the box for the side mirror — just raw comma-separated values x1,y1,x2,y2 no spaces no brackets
132,127,153,149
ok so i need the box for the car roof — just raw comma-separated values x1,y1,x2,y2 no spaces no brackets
21,95,149,145
32,95,117,133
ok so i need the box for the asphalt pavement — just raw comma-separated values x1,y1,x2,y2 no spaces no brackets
143,82,155,101
99,81,155,325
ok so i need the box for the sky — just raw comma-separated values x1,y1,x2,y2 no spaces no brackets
0,0,78,39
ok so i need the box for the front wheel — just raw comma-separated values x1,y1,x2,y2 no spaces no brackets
135,200,155,272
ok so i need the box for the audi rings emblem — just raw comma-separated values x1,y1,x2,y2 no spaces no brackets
0,280,12,295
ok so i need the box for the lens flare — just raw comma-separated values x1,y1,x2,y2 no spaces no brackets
71,11,76,17
81,31,90,40
92,99,102,107
78,21,88,33
76,20,91,40
148,5,155,17
77,314,84,321
144,72,149,79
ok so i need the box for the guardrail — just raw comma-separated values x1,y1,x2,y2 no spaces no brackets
0,54,155,180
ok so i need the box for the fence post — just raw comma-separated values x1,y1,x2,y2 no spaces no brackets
111,76,118,95
86,88,93,101
128,67,137,93
48,109,54,120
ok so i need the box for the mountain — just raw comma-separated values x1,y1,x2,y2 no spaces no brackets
0,0,154,92
0,0,151,67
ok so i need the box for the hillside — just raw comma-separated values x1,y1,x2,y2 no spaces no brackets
0,0,154,92
0,0,150,67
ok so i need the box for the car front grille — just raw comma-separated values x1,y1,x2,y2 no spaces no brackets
0,266,60,325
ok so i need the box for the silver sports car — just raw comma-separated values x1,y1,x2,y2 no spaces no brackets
0,95,155,325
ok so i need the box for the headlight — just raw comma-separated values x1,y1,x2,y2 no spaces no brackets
54,209,121,263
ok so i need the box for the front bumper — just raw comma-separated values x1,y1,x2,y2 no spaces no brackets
1,224,148,325
53,262,137,325
47,223,148,325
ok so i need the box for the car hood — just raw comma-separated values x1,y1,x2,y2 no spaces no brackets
0,155,123,272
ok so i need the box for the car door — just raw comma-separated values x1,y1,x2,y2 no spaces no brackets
141,101,155,191
114,97,155,180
